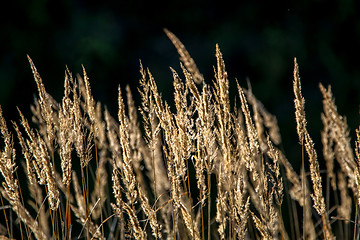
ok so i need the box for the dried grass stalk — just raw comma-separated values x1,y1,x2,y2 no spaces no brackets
0,106,47,240
165,28,204,84
320,83,356,191
293,58,334,239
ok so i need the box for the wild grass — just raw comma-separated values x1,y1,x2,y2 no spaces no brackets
0,29,359,239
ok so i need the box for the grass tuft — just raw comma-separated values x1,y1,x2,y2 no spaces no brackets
0,30,358,239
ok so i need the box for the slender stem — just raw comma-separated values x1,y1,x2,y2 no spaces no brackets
354,203,358,240
44,186,55,239
207,172,211,240
94,140,104,237
0,193,11,238
201,189,204,240
15,170,32,239
80,166,88,239
173,202,176,240
301,141,305,240
86,165,90,240
186,157,191,199
66,184,71,239
152,143,157,208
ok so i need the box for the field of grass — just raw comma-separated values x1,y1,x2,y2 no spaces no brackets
0,30,359,239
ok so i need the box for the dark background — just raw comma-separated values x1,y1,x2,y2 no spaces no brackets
1,0,360,170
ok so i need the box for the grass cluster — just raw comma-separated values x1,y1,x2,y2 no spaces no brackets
0,30,359,239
